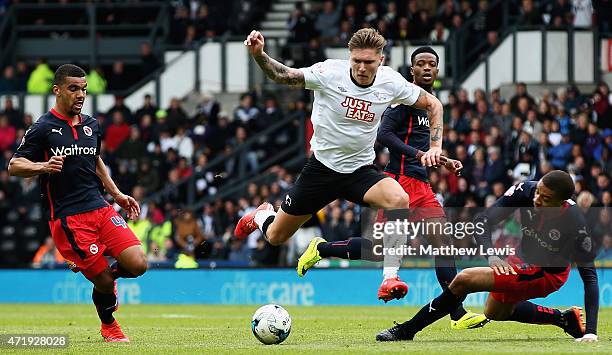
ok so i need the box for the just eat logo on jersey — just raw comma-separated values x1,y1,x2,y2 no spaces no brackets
341,96,375,122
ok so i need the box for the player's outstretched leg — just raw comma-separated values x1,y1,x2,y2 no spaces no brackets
235,203,311,246
505,301,585,338
234,202,275,239
297,237,326,277
424,217,487,329
378,225,409,302
434,255,488,329
88,269,129,342
297,237,377,276
377,267,494,341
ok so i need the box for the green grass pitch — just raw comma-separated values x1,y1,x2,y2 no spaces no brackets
0,304,609,354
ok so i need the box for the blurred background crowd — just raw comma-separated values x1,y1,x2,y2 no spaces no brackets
0,0,610,268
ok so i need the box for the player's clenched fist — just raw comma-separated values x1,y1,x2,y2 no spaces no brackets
244,30,265,56
43,155,65,174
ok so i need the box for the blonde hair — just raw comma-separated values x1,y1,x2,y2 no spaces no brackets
348,28,386,54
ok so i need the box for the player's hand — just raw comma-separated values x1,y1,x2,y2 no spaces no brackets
244,30,265,56
443,158,463,176
43,155,64,174
488,256,517,275
421,147,442,167
575,334,598,342
114,193,140,220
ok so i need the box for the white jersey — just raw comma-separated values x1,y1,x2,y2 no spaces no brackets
300,59,420,173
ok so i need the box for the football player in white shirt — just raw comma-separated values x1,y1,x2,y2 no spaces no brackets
234,28,444,265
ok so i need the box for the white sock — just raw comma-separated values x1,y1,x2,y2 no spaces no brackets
383,266,399,279
254,210,276,231
382,231,407,279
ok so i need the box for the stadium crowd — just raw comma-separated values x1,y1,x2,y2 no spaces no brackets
1,78,611,267
0,0,611,268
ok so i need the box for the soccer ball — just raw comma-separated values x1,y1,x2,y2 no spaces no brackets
251,304,291,345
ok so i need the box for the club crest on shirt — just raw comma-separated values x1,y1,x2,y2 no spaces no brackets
83,126,93,136
341,96,375,122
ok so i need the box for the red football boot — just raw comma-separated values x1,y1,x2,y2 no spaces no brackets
234,202,274,239
101,320,129,342
377,276,409,302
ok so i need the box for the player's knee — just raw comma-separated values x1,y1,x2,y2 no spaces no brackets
263,223,289,246
449,271,471,294
131,255,148,276
384,192,409,209
267,232,286,246
484,308,506,321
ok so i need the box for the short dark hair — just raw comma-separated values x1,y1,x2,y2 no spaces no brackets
53,64,86,86
542,170,575,201
411,46,439,66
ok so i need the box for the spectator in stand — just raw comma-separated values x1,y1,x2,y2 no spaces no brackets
139,113,157,144
437,0,457,27
26,59,54,94
166,98,188,134
170,5,189,44
116,125,147,164
572,0,593,28
593,82,612,128
303,38,326,67
315,0,340,44
341,3,359,32
107,95,134,125
0,65,17,93
174,126,194,161
234,93,260,127
140,42,161,78
135,94,158,123
335,19,353,45
547,0,572,25
0,114,15,151
173,209,205,257
430,20,449,42
510,82,536,113
519,0,543,25
2,97,22,129
32,236,64,268
107,61,129,92
13,60,28,91
105,111,131,153
196,92,220,126
549,133,573,169
287,1,315,44
364,2,379,26
85,66,107,94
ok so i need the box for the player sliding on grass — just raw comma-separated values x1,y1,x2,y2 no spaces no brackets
235,30,445,252
298,46,487,330
8,64,147,342
377,170,599,342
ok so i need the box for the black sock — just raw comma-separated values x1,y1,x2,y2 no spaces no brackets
110,262,137,279
92,288,117,325
508,301,563,327
317,238,369,260
401,289,467,334
434,255,467,321
261,216,275,238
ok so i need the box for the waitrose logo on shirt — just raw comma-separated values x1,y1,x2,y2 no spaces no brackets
50,144,97,156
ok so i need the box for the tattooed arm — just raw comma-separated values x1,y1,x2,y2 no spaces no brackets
412,88,444,166
253,52,305,87
245,30,305,88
